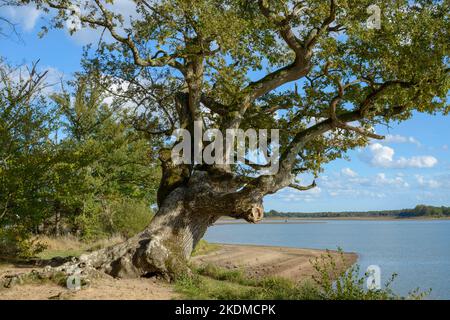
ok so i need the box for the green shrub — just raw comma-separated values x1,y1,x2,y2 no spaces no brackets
0,227,47,259
75,197,153,240
310,249,430,300
74,198,108,241
108,199,153,238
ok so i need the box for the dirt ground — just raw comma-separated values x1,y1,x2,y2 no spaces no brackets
0,244,357,300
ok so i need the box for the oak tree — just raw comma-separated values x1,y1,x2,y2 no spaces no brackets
14,0,448,278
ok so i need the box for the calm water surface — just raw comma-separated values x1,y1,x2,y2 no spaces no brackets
204,220,450,299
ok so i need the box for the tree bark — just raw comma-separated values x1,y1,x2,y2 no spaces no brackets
50,171,266,281
54,201,61,237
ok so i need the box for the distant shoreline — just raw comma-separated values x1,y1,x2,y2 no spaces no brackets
214,220,326,225
215,216,450,225
263,216,450,221
260,205,450,221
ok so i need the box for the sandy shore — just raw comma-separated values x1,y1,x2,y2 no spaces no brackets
0,244,357,300
214,220,326,225
192,244,357,281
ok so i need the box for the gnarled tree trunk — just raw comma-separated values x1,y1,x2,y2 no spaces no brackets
53,171,266,280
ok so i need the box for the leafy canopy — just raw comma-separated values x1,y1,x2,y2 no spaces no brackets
19,0,449,191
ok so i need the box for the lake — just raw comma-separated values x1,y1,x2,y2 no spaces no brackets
204,219,450,299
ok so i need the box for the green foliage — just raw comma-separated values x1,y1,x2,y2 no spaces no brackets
0,61,159,255
0,227,47,259
107,199,154,238
25,0,448,182
75,197,153,241
0,60,57,257
191,240,219,257
47,73,159,240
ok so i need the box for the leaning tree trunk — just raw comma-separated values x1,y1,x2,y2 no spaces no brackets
64,190,215,279
51,171,266,281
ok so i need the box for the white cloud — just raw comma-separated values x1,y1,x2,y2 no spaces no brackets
279,187,322,202
318,168,410,202
384,134,421,146
3,5,41,31
375,173,409,188
341,167,358,178
366,143,437,168
415,175,441,189
327,188,386,199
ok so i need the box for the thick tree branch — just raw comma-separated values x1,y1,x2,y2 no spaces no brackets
241,1,311,102
304,0,337,49
328,80,385,140
200,94,229,116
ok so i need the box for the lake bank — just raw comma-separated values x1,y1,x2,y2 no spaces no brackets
215,216,450,224
0,244,353,299
205,219,450,299
192,243,357,281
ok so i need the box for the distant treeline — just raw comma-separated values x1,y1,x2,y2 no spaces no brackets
266,205,450,218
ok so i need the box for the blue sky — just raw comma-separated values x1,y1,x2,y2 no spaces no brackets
1,5,449,213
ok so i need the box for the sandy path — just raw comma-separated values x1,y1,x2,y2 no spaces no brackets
0,244,357,299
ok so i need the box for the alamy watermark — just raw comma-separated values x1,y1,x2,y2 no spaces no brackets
366,265,381,290
367,5,381,30
66,267,82,291
170,121,280,175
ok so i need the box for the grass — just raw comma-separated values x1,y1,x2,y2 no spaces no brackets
35,235,125,260
38,237,216,260
175,264,320,300
3,235,211,262
191,239,220,257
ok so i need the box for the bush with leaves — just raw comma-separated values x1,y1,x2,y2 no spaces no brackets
0,227,46,259
1,62,160,255
0,60,58,257
75,196,153,241
310,249,430,300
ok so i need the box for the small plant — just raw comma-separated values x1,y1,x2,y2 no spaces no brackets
310,248,430,300
0,227,47,259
